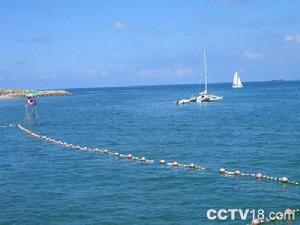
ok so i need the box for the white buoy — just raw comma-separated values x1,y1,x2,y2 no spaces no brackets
234,171,241,176
127,154,133,159
281,177,288,183
256,173,263,179
226,171,234,175
189,163,196,169
140,157,146,162
219,168,226,174
172,161,178,167
252,219,260,225
160,159,166,164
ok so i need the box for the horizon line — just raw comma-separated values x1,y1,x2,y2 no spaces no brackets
33,79,300,90
1,79,299,91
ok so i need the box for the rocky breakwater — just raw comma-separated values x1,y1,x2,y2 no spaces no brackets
0,88,72,99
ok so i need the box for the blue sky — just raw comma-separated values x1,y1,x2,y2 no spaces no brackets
0,0,300,89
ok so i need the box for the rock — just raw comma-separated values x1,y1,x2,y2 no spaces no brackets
0,88,72,99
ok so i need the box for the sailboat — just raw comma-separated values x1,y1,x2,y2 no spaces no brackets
176,51,223,104
232,72,243,88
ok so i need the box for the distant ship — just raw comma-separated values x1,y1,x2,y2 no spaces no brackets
271,77,284,82
232,72,243,88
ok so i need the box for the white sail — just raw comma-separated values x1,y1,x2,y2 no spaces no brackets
232,72,243,88
237,76,242,86
233,72,238,85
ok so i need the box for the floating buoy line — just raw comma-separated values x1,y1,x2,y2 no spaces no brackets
14,124,300,185
219,168,299,186
4,124,297,186
2,123,299,223
16,124,206,171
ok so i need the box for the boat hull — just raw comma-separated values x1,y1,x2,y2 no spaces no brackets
176,93,223,104
232,85,243,88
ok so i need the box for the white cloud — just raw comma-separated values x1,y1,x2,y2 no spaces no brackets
87,68,97,75
285,34,300,44
112,21,126,31
137,65,194,78
242,50,263,60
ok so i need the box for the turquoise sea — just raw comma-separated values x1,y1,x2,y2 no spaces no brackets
1,81,300,225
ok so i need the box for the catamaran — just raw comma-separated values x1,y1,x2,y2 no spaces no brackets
176,51,223,104
232,72,243,88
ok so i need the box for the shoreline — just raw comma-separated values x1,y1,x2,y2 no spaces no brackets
0,88,72,100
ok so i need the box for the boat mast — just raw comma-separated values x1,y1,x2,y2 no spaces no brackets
204,50,208,93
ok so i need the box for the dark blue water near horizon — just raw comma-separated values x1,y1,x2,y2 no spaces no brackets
1,81,300,225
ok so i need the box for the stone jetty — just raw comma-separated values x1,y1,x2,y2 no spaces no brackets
0,88,72,99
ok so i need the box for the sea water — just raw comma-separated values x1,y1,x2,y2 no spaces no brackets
1,81,300,225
